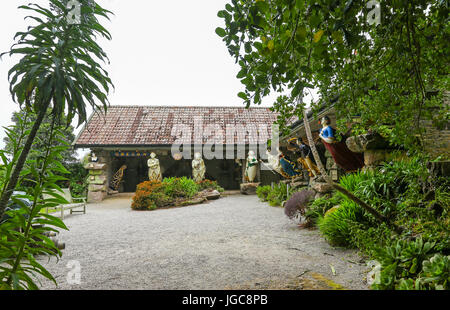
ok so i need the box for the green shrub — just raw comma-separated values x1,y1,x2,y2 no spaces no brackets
305,156,449,290
305,194,342,225
266,182,294,207
317,200,368,247
197,179,224,192
370,237,449,290
256,185,272,202
162,177,199,198
420,254,450,290
132,177,201,211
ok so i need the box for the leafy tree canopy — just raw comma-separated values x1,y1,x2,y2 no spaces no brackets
3,109,77,165
217,0,449,148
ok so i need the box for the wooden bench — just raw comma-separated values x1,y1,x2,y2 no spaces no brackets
43,188,86,220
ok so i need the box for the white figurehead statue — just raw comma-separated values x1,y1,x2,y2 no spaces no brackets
147,152,162,182
266,147,282,174
91,152,98,162
192,152,206,183
245,150,258,182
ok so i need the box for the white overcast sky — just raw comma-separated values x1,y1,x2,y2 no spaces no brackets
0,0,317,150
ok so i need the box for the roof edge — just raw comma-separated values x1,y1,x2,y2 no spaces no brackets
102,105,275,109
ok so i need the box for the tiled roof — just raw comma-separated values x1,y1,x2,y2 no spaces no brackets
74,105,279,147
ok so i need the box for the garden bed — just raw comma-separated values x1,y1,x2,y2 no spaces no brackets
131,178,224,211
256,156,450,290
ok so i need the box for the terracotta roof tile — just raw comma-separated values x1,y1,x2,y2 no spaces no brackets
74,106,279,147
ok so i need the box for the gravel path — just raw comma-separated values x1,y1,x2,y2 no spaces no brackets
39,194,369,290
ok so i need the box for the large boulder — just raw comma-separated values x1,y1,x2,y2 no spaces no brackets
364,149,388,168
240,183,260,195
346,132,390,153
181,197,207,206
205,190,221,200
310,181,334,194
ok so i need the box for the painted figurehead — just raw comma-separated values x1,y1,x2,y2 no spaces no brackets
245,151,258,182
266,147,282,174
318,115,365,172
319,115,336,144
321,115,331,126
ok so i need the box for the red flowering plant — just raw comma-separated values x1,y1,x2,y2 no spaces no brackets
131,181,172,210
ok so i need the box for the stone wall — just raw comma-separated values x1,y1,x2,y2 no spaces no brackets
422,124,450,158
422,91,450,158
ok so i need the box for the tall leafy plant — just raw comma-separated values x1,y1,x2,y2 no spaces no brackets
0,113,70,290
0,0,114,219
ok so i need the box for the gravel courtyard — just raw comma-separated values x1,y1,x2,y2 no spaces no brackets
39,194,369,290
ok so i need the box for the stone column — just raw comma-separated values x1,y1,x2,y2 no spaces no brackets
324,150,339,181
85,162,108,203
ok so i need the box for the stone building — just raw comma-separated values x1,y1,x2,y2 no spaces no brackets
73,105,281,202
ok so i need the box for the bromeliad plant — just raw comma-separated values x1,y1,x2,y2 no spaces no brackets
0,113,71,290
0,0,114,220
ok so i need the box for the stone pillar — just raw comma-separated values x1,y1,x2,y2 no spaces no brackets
310,179,334,200
324,150,339,181
85,162,108,203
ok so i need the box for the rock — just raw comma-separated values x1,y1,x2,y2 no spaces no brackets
292,176,304,182
84,163,107,170
88,175,107,185
181,197,207,206
427,161,450,178
88,169,105,176
88,184,107,192
240,183,260,195
364,149,388,168
346,133,390,153
88,191,106,203
291,181,309,189
310,181,334,193
205,190,221,200
314,192,325,200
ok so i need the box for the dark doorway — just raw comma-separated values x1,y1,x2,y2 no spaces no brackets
110,157,147,193
204,159,240,190
111,156,241,192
